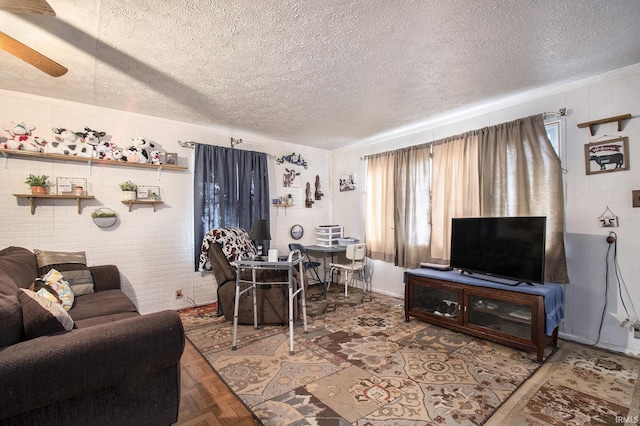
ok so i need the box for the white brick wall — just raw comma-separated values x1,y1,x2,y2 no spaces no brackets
0,90,331,314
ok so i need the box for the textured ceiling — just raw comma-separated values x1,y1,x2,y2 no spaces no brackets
1,0,640,150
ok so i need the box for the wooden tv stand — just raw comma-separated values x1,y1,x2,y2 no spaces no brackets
404,270,561,362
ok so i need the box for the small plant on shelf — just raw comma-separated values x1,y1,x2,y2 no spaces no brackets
25,174,48,187
119,180,137,191
119,180,137,201
25,174,49,195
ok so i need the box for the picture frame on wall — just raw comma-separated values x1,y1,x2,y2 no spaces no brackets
165,153,178,165
584,137,629,175
136,185,161,201
56,177,87,195
339,173,356,192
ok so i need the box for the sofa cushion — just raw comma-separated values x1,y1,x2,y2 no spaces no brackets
73,311,140,328
34,249,95,295
69,289,138,321
0,246,39,289
0,270,22,347
19,289,74,339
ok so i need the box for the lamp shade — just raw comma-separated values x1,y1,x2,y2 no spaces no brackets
249,219,271,241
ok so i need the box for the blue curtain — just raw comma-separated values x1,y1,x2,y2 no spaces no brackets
193,144,270,270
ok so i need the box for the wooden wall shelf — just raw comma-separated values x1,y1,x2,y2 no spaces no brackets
122,200,164,212
1,149,188,171
14,194,95,215
577,114,632,136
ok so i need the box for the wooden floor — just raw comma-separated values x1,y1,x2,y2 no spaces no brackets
176,339,258,425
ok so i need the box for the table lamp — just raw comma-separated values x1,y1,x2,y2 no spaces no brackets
249,219,271,256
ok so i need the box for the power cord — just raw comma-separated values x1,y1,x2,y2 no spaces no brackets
591,233,614,346
591,232,639,347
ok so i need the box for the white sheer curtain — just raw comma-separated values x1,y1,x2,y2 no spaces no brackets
365,152,396,262
430,133,481,262
395,145,431,268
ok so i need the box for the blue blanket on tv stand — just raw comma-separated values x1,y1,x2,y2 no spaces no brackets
404,268,564,336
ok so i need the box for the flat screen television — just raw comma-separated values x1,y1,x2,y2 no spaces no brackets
450,216,546,285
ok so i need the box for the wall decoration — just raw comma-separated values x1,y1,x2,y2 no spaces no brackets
305,182,314,208
136,185,161,201
584,137,629,175
314,175,324,200
282,167,301,188
56,177,87,195
339,173,357,191
165,152,178,165
598,206,618,228
290,224,304,240
276,152,308,169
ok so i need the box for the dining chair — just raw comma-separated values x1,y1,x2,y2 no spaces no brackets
288,243,322,287
328,243,366,297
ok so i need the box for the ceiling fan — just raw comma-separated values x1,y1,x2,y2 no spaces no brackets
0,0,67,77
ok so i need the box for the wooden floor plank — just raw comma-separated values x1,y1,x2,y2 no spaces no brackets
176,340,258,425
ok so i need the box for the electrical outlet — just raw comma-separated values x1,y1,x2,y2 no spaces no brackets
634,323,640,339
175,289,183,299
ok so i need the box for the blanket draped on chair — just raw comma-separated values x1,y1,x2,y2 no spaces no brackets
198,227,258,271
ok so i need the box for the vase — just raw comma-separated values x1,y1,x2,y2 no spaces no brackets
31,186,47,195
122,191,136,201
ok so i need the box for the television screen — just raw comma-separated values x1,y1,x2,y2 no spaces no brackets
450,216,546,285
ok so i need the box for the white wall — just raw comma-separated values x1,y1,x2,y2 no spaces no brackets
332,64,640,356
0,90,331,314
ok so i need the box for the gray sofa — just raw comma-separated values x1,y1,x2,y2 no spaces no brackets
0,246,185,426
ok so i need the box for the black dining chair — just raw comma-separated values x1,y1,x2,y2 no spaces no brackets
288,243,322,287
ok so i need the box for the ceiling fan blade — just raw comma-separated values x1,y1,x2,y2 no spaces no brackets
0,32,67,77
0,0,55,16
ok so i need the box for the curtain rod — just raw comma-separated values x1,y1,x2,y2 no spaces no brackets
176,138,251,149
178,139,273,158
361,109,570,161
543,108,572,119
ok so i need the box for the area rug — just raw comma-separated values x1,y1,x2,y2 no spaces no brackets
486,340,640,425
180,285,551,424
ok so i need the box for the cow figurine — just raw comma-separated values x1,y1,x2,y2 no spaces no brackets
2,122,46,152
80,126,106,158
47,127,92,157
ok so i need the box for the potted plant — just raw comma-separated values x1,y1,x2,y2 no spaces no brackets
91,208,118,228
25,174,49,195
119,180,137,201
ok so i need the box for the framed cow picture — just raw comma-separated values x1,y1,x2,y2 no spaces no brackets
584,137,629,175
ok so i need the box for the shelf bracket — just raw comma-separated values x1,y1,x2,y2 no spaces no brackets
87,159,93,175
2,151,8,169
157,166,162,181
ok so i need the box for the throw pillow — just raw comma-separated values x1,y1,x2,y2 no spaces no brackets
19,288,73,339
34,249,94,295
41,269,74,311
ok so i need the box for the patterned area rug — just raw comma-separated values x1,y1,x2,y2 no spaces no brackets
487,340,640,425
180,285,554,424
